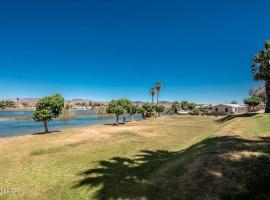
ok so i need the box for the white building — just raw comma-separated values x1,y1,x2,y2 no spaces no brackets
211,104,247,115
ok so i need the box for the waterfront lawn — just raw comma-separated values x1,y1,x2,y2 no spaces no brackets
1,114,270,199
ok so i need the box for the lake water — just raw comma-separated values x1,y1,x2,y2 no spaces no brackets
0,110,34,117
0,110,96,118
0,111,142,138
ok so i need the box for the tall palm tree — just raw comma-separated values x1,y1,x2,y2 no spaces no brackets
251,40,270,113
16,97,19,107
149,87,156,105
155,81,162,106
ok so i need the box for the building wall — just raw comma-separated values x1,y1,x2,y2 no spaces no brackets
237,106,248,113
212,105,232,114
212,105,247,115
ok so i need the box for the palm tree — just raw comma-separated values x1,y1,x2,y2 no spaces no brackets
16,97,19,107
251,40,270,112
155,81,162,106
149,87,156,105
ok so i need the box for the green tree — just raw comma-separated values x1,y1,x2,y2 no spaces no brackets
22,102,29,107
155,81,162,106
251,40,270,112
142,102,155,117
171,101,180,114
94,102,101,107
229,100,238,104
7,101,16,108
81,102,87,107
155,105,165,117
249,86,266,103
137,106,146,119
106,99,132,124
127,105,138,121
188,103,197,110
192,107,201,115
192,106,208,115
65,104,71,109
244,96,262,112
88,101,93,107
33,94,64,133
181,101,189,111
0,101,7,110
149,87,156,105
118,98,133,109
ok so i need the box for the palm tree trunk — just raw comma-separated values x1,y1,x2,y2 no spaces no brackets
43,120,49,133
152,95,154,105
265,80,270,113
156,90,159,106
116,114,119,124
131,115,134,121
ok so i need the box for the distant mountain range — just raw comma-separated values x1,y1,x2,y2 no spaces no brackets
67,99,108,104
1,98,172,105
2,98,40,102
133,101,171,105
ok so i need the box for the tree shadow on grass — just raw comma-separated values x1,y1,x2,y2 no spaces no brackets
74,136,270,200
103,122,127,126
32,130,60,135
216,113,259,124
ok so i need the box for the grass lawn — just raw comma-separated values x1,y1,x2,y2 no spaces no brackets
1,114,270,199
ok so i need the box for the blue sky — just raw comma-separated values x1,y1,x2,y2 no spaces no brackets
0,0,269,103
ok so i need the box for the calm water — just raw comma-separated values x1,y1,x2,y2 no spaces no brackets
0,111,142,138
0,110,96,118
0,110,34,117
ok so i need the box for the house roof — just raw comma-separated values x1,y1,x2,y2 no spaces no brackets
212,104,247,108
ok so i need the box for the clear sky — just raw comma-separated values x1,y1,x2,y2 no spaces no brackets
0,0,269,103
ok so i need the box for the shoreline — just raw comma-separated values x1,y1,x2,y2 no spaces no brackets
0,109,110,121
0,116,33,121
0,115,145,140
0,114,111,121
0,108,98,111
0,116,148,141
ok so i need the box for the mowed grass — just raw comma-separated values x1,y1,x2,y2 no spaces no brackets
1,114,270,199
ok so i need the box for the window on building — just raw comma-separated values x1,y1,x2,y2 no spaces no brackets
215,108,218,112
225,108,228,112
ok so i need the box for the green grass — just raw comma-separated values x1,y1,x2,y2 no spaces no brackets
1,114,270,199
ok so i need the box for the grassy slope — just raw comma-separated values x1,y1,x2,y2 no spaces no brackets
1,114,270,200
